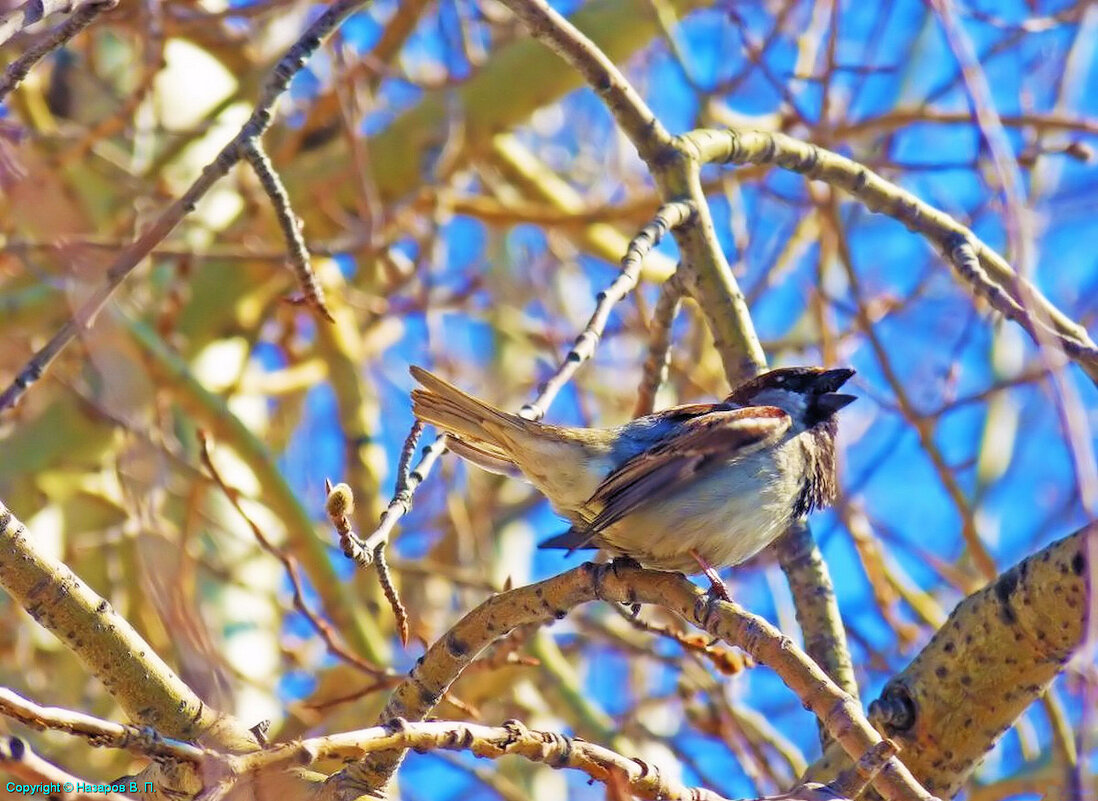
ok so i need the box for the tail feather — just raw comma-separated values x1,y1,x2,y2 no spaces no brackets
411,366,609,509
409,366,524,454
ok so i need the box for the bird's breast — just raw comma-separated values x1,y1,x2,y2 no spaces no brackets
595,447,803,572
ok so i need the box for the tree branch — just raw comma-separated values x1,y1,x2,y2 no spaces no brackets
0,499,257,750
806,525,1091,797
332,563,936,801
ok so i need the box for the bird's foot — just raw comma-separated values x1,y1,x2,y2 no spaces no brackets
690,549,731,602
609,555,642,580
689,550,732,626
693,584,734,628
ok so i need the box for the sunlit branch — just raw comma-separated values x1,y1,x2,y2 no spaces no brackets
324,480,411,647
241,139,334,322
634,267,684,417
0,499,257,749
0,687,205,763
682,127,1098,384
238,718,735,801
334,562,937,801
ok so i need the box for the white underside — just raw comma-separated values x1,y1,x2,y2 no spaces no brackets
592,449,800,572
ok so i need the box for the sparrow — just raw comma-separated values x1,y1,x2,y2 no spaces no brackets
409,365,855,591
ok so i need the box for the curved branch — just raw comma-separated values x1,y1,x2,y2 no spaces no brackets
806,525,1090,797
681,128,1098,384
0,500,257,750
243,718,734,801
331,563,935,801
495,0,674,163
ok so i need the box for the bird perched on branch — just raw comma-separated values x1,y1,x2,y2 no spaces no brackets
410,365,855,597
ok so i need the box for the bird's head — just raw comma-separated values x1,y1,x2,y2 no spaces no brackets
725,367,856,428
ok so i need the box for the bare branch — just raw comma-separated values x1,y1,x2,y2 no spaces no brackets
0,687,206,763
0,0,116,100
495,0,674,163
240,139,334,322
335,563,937,801
0,499,258,749
238,718,735,801
682,127,1098,384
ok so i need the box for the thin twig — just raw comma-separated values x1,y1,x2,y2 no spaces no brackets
199,434,389,676
240,139,334,322
520,199,694,419
325,479,412,647
634,267,684,417
324,479,368,566
0,0,116,100
360,201,694,566
609,602,754,676
356,432,446,562
373,544,409,647
929,0,1031,277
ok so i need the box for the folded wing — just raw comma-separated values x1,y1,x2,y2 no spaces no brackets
540,406,791,551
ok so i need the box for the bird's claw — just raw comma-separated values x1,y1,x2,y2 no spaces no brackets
693,579,732,627
609,555,642,580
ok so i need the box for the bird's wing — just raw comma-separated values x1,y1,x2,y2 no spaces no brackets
565,406,791,549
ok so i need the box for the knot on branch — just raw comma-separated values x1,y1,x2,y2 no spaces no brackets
500,718,528,747
444,727,476,750
540,729,574,767
631,756,653,778
869,683,917,734
384,717,410,735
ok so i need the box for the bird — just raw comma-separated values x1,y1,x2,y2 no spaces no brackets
409,365,855,595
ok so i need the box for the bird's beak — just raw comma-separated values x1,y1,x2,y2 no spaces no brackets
810,368,855,394
811,368,856,414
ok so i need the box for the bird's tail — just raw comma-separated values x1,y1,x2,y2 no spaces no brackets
410,366,527,463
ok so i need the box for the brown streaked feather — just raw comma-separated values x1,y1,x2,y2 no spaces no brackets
410,366,526,446
443,437,523,478
571,406,791,547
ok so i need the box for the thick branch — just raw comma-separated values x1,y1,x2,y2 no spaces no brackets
806,526,1091,797
774,521,860,737
0,500,257,750
331,563,935,801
